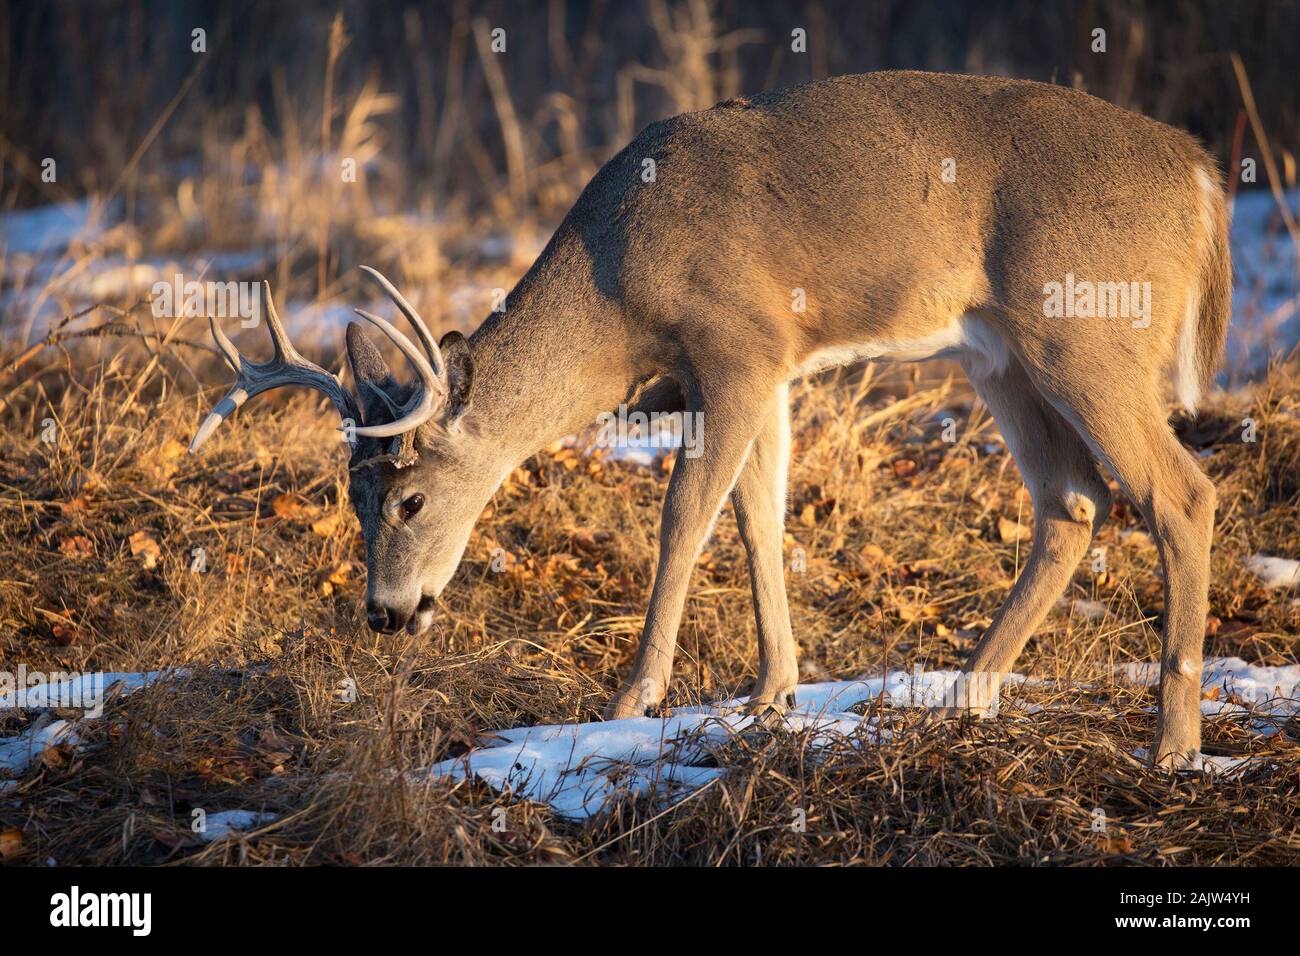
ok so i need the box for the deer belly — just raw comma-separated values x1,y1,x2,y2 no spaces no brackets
795,314,1009,379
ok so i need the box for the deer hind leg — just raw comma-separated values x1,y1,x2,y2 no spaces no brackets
962,357,1112,689
1033,383,1214,768
730,382,799,719
603,368,780,720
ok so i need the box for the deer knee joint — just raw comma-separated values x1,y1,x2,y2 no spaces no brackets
1062,489,1094,526
1061,479,1111,536
1169,652,1201,682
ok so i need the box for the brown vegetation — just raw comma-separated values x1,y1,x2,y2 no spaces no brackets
1,0,1298,866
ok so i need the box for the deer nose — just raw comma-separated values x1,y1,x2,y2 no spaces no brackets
365,601,405,634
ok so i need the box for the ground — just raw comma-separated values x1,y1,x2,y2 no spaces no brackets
1,318,1298,864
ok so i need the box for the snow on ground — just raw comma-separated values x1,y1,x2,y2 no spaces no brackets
0,671,173,777
196,810,278,843
0,719,78,775
1225,187,1300,381
1120,656,1300,742
0,669,168,711
1120,656,1300,708
431,659,1300,819
429,670,973,819
0,198,107,255
1245,554,1300,590
1,659,1296,819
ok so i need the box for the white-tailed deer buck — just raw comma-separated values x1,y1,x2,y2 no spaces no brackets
191,72,1230,769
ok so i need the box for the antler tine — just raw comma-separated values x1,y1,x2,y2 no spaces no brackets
350,308,443,437
358,265,446,379
208,310,241,374
259,279,300,364
189,282,361,454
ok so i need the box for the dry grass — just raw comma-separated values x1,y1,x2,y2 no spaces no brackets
2,0,1299,868
1,311,1298,864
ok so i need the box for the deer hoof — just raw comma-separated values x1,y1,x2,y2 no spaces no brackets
1150,738,1202,772
742,691,796,728
603,688,655,721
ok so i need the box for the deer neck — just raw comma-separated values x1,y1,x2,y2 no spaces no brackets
465,266,633,469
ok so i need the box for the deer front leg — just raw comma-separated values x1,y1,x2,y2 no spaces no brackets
604,373,774,719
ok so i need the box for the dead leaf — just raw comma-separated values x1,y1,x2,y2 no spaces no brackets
51,623,79,647
320,561,353,595
1105,834,1134,854
129,530,161,569
898,602,941,622
998,515,1031,543
570,529,600,554
159,438,187,459
272,493,305,520
0,828,23,860
1120,529,1155,550
860,543,894,566
148,438,191,479
40,743,71,769
59,535,95,559
61,497,89,517
311,513,343,537
1215,619,1256,646
899,559,942,580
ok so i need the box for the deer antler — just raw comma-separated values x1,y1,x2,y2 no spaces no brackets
188,280,442,453
358,265,446,380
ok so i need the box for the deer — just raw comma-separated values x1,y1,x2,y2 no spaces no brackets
190,71,1231,769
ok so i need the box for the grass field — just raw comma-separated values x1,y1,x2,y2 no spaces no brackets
2,299,1298,862
2,1,1299,867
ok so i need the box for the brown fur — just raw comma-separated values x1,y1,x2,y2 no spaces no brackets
200,71,1232,769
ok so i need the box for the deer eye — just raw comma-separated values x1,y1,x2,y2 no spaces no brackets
400,493,425,520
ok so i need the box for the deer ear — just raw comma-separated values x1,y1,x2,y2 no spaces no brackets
439,331,474,423
346,322,401,425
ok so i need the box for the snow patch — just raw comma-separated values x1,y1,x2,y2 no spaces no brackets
5,659,1295,822
1120,656,1300,710
0,719,78,774
1130,747,1258,776
0,199,106,255
1224,188,1300,381
441,657,1299,818
197,810,278,843
0,670,168,712
431,670,993,820
0,671,174,774
1245,554,1300,590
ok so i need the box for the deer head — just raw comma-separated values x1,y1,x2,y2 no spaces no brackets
190,267,498,637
